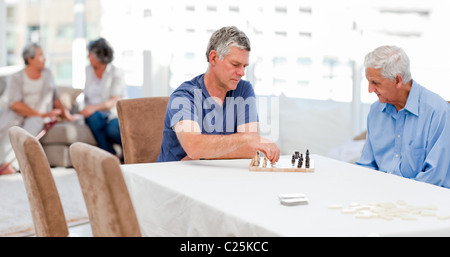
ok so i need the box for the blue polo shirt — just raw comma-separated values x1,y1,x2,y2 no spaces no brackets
157,74,258,162
357,80,450,188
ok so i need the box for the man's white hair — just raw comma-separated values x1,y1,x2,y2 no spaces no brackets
364,45,412,83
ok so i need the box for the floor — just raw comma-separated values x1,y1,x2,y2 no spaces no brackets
3,218,93,237
0,166,93,237
67,219,93,237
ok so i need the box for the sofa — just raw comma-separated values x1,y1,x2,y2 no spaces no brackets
40,120,97,167
40,86,99,167
1,76,98,167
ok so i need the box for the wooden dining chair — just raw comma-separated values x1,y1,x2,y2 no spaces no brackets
117,96,169,164
8,126,69,237
69,142,141,237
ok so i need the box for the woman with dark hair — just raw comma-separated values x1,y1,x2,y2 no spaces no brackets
79,38,125,157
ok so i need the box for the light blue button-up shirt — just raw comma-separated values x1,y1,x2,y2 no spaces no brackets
357,80,450,188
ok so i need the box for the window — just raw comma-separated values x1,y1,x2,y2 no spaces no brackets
56,61,72,85
3,0,450,102
57,24,74,40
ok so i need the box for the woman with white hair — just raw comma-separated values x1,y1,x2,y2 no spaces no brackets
356,45,450,188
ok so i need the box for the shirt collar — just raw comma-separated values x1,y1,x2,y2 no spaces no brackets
379,80,420,117
403,80,420,117
104,63,112,74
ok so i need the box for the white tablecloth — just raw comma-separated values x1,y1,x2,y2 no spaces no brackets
121,154,450,237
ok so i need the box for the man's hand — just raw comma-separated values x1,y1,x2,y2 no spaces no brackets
247,133,280,163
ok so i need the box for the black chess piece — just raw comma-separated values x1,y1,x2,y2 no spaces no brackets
305,149,310,168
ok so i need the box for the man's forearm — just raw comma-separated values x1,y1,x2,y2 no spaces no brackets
178,132,253,160
174,120,280,162
208,144,256,160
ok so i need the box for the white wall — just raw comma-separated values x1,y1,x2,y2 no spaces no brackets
260,95,370,157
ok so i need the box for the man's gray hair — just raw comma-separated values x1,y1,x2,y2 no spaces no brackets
22,42,41,65
364,45,412,83
205,26,251,62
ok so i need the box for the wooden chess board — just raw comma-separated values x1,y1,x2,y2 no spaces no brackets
249,151,314,172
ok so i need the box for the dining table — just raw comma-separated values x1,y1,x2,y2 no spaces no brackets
121,154,450,237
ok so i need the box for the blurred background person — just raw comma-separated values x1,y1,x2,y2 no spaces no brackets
79,38,125,159
0,42,74,174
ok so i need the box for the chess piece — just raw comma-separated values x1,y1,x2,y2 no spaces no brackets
254,152,260,166
305,149,310,168
291,155,295,166
298,154,303,168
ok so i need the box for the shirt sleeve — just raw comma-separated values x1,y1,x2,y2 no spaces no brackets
167,88,202,129
110,66,125,97
356,137,378,170
6,72,23,106
356,115,378,170
45,69,59,102
236,81,258,126
413,108,450,186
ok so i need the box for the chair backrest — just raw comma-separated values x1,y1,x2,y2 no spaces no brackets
8,126,69,237
117,96,169,164
69,142,141,237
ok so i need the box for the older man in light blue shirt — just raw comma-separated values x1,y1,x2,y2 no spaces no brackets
357,45,450,188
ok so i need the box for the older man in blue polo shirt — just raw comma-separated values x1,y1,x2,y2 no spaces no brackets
357,45,450,188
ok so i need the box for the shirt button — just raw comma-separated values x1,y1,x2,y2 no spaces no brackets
397,134,401,138
395,154,399,158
